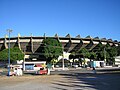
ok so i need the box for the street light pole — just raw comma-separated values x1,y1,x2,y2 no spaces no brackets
104,47,106,66
62,52,65,70
7,29,12,76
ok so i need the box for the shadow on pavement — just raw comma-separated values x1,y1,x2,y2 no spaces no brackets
51,70,120,90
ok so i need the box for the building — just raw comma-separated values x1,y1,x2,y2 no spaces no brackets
115,56,120,67
0,34,119,70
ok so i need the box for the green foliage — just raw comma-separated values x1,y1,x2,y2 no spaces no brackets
69,52,76,59
89,52,97,59
0,47,24,63
96,43,105,60
78,48,90,58
69,43,118,65
42,38,63,63
105,45,118,64
96,43,118,64
0,49,8,61
117,45,120,55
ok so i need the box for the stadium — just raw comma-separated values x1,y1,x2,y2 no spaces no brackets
0,34,119,70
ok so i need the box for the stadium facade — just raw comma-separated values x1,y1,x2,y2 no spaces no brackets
0,34,119,53
0,34,119,70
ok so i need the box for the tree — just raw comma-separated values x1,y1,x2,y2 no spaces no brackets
117,45,120,56
69,52,76,64
78,48,90,66
89,51,97,60
96,43,118,65
0,47,24,63
105,44,118,65
42,38,63,64
79,48,90,58
95,43,105,61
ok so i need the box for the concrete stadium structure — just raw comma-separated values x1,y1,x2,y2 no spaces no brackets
0,34,119,70
0,34,119,57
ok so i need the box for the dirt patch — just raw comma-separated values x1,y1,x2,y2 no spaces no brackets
0,75,63,86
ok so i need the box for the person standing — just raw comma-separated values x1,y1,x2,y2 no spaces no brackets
93,67,96,74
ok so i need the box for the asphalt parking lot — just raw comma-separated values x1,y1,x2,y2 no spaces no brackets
0,68,120,90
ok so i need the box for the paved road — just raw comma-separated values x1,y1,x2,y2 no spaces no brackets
0,68,120,90
51,68,120,90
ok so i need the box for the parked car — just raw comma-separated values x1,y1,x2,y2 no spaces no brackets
36,68,48,75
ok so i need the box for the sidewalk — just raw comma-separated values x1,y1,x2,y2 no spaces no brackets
52,66,120,72
95,66,120,70
51,67,69,71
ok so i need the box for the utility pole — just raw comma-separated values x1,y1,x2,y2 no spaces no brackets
104,47,106,66
7,29,12,76
62,51,65,70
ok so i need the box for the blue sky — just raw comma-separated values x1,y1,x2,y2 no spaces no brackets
0,0,120,41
